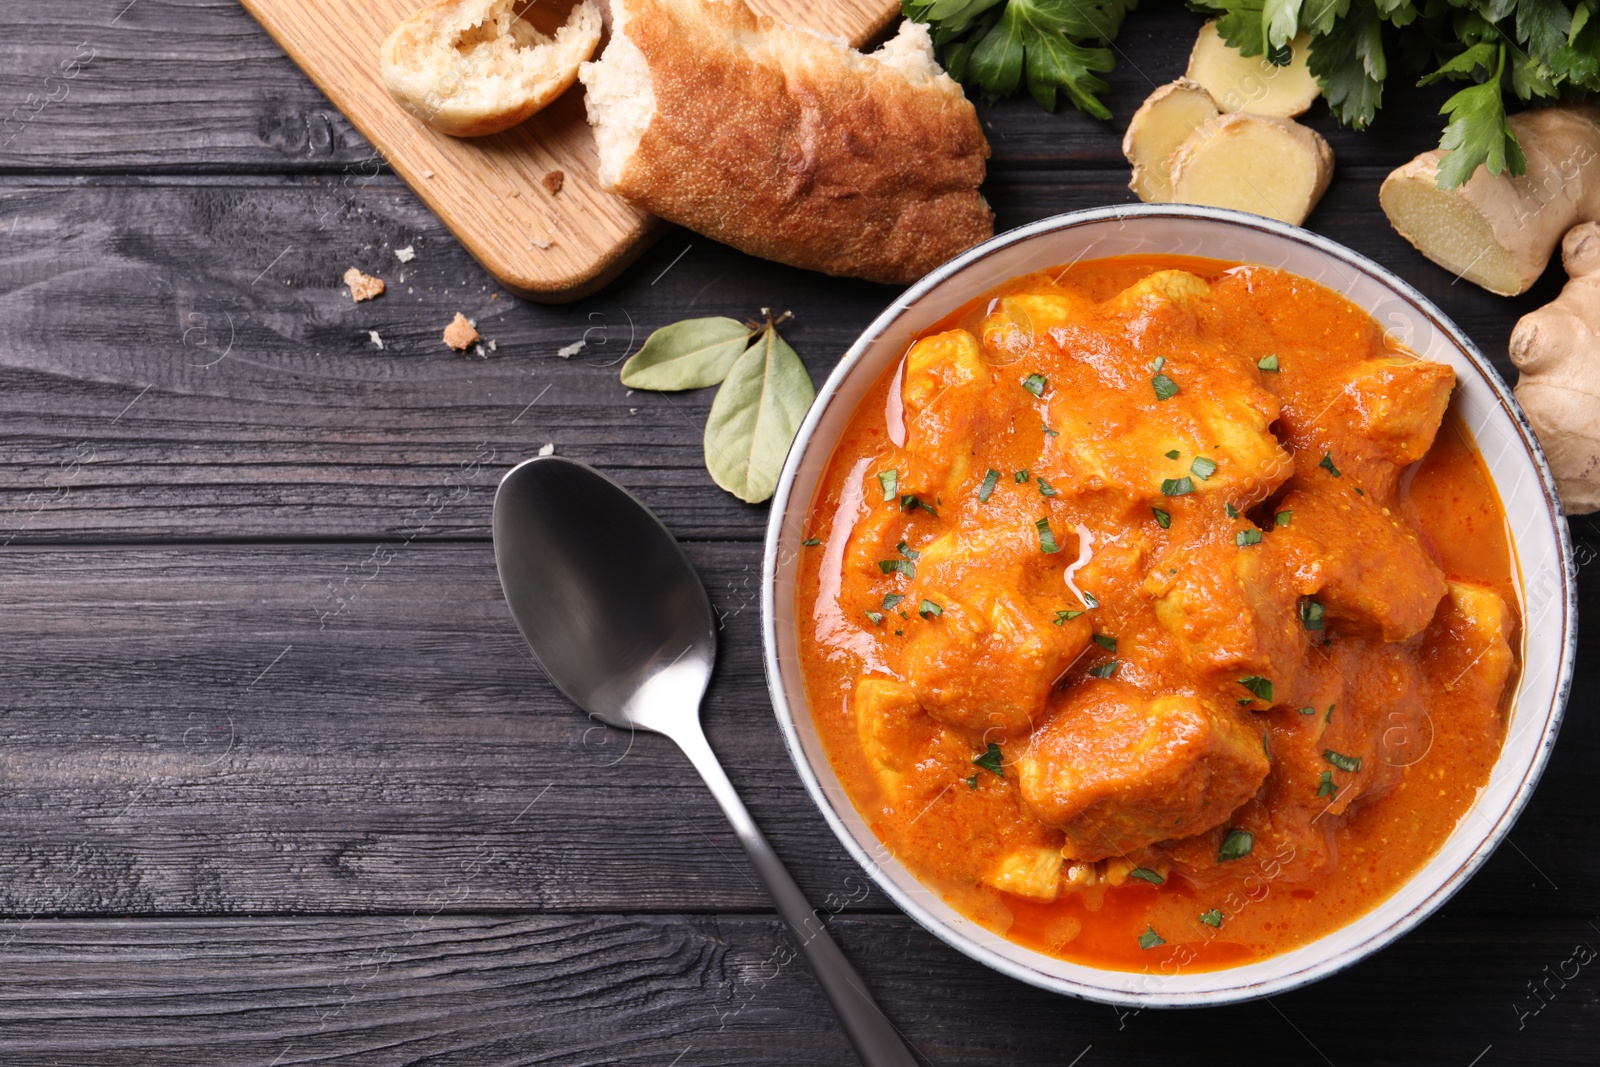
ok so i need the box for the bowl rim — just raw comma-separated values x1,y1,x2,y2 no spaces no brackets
759,203,1578,1008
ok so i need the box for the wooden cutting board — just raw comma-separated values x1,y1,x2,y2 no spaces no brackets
238,0,902,302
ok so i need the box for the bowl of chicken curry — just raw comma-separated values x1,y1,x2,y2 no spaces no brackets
762,206,1576,1006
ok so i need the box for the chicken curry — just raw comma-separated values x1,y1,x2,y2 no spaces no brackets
795,255,1518,972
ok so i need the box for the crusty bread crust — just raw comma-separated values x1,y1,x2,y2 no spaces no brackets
583,0,992,285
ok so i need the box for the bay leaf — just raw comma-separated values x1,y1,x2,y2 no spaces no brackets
620,316,754,391
703,324,815,504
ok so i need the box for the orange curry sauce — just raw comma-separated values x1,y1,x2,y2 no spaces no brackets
796,255,1519,973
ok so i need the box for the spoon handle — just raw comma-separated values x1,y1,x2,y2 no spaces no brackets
669,722,921,1067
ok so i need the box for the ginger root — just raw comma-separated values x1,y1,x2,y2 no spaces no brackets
1380,104,1600,296
1168,112,1333,226
1186,19,1319,119
1509,222,1600,514
1123,22,1331,226
1123,79,1220,203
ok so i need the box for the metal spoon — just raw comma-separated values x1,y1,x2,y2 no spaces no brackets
492,456,918,1067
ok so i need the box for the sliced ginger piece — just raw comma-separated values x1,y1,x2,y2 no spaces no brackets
1123,78,1220,203
1186,19,1320,118
380,0,602,137
1169,112,1333,226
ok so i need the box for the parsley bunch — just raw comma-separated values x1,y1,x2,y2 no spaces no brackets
1192,0,1600,187
900,0,1139,118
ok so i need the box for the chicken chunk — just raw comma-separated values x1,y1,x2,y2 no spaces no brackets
1147,535,1304,691
900,329,990,500
1427,580,1515,709
983,846,1064,902
903,565,1092,738
1100,269,1212,315
1016,680,1270,860
1330,356,1455,467
852,676,965,802
1275,484,1447,641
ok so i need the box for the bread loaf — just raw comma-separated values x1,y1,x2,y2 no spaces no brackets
381,0,602,137
579,0,993,284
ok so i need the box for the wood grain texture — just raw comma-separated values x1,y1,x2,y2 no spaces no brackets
0,912,1596,1066
0,540,1592,920
233,0,899,301
0,173,1567,544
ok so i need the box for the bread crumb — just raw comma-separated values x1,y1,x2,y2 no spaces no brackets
530,237,554,250
557,338,586,358
542,170,565,195
422,169,435,179
538,443,555,456
368,330,384,349
487,339,498,352
443,313,479,351
344,267,385,302
395,245,416,263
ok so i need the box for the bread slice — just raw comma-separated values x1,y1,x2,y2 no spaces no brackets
381,0,602,137
579,0,993,285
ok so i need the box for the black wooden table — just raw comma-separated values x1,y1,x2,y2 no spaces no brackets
0,3,1595,1064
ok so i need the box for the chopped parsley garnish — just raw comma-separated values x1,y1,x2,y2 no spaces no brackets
966,774,979,789
879,558,915,578
865,610,884,626
1300,598,1325,631
1042,424,1059,437
882,593,905,611
1275,510,1293,527
1299,706,1316,716
1326,704,1336,723
878,469,898,501
1015,470,1030,483
1093,633,1117,652
900,494,936,516
1152,356,1167,372
1083,591,1100,609
1138,926,1166,950
1152,507,1171,529
1022,373,1047,397
1218,828,1254,862
1161,476,1194,497
1165,449,1180,460
1129,867,1165,885
1323,750,1362,773
1238,676,1274,703
1199,910,1224,928
1053,610,1084,625
1237,529,1263,547
918,599,943,619
1317,770,1338,799
802,537,822,546
1152,373,1179,401
896,541,920,559
1225,502,1240,519
977,468,1000,502
1037,477,1058,498
1263,731,1272,760
1190,456,1218,480
1258,354,1280,372
973,743,1004,777
1088,661,1120,678
1319,452,1342,477
1036,517,1060,554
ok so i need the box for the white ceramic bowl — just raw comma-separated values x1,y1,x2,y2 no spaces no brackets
761,205,1578,1007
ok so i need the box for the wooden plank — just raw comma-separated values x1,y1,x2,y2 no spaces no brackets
0,175,1556,544
0,911,1594,1065
0,540,1592,919
3,1,1464,177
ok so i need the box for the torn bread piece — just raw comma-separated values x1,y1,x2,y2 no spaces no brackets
578,0,992,284
344,267,386,302
381,0,602,137
443,312,480,350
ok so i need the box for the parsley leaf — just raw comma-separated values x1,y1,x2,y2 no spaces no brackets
973,742,1004,777
1435,46,1527,189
